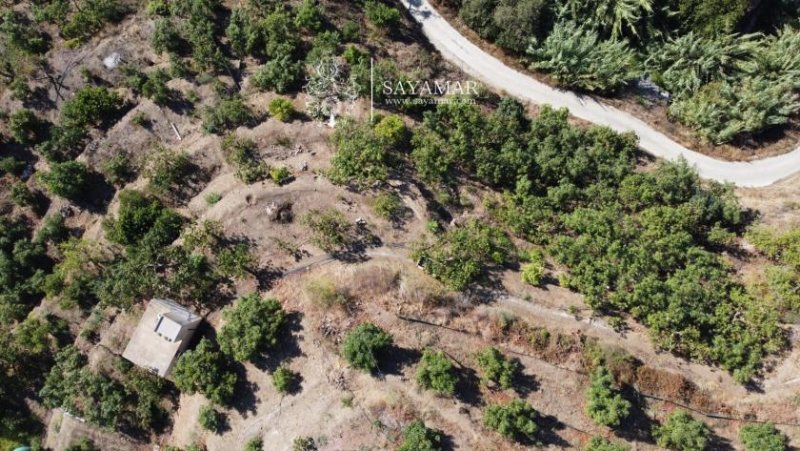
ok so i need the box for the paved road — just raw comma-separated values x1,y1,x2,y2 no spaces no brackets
399,0,800,187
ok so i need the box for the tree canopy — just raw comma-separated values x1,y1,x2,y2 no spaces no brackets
217,294,286,362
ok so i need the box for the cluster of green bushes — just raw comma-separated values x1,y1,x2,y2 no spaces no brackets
399,99,784,381
148,0,227,71
40,191,254,314
328,115,407,189
121,67,177,105
40,347,169,431
0,217,51,323
458,0,800,142
32,0,127,41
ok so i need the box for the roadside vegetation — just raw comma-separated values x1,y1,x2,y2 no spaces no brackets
455,0,800,143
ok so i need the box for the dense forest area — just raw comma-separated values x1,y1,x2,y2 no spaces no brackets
444,0,800,144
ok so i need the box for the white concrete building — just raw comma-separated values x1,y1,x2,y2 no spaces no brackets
122,299,202,377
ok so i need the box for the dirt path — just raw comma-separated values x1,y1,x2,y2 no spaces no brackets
399,0,800,187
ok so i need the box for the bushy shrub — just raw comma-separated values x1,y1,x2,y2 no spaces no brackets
739,423,787,451
269,166,292,185
218,294,286,362
329,118,392,189
142,147,193,197
35,125,87,162
0,156,27,176
302,208,354,253
103,189,183,247
521,250,546,286
398,420,444,451
221,134,268,184
364,1,400,28
476,347,520,390
372,192,405,223
38,161,91,201
272,365,298,394
172,338,238,405
268,97,295,122
483,399,540,443
251,56,303,94
244,437,263,451
412,220,516,290
416,349,458,395
654,411,709,451
342,322,392,371
9,109,49,145
294,0,325,31
584,436,629,451
102,155,135,186
61,86,123,128
585,366,631,428
198,405,225,433
202,96,254,134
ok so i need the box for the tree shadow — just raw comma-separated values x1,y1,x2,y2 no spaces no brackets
331,224,383,263
708,430,735,451
230,364,260,417
378,345,421,376
615,388,657,443
512,370,540,397
536,413,571,448
251,312,305,373
74,170,115,214
453,366,483,406
254,262,285,291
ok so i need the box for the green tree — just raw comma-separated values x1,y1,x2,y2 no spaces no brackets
198,404,225,433
202,96,255,134
9,108,49,145
35,125,87,162
416,349,458,396
527,21,640,93
251,56,303,94
221,134,269,184
302,209,355,253
364,1,400,28
272,365,298,394
103,190,183,247
294,0,324,31
329,118,392,189
398,420,444,451
654,411,710,451
217,294,286,362
172,338,238,405
342,322,393,371
739,423,787,451
61,86,123,128
483,399,540,443
143,147,193,197
65,438,99,451
372,192,405,223
244,437,263,451
585,366,631,428
476,347,520,390
412,220,516,290
584,436,629,451
269,97,296,121
37,161,91,201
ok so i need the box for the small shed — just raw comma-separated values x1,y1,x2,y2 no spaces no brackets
122,299,201,377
